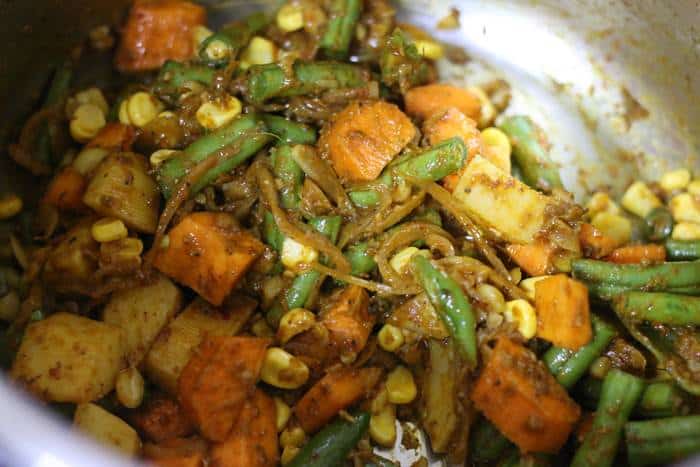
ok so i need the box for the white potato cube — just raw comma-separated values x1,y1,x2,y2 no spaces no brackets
621,181,662,218
74,403,141,456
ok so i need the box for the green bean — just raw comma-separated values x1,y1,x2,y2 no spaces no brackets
246,61,367,104
625,415,700,466
37,62,73,166
348,190,381,208
412,208,442,227
308,216,342,245
287,412,370,467
262,114,317,145
572,259,700,291
571,369,645,467
468,418,513,464
614,291,700,326
499,116,562,192
157,114,273,198
392,137,467,182
271,145,304,209
319,0,362,59
665,239,700,260
644,207,674,242
411,254,477,367
263,211,284,252
543,314,616,389
156,61,215,93
344,242,377,276
379,29,433,93
585,281,700,301
199,12,268,66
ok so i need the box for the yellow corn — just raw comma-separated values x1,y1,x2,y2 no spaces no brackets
391,178,412,203
414,39,444,60
281,446,300,465
280,426,305,447
251,316,275,338
672,222,700,241
519,275,550,301
192,25,213,50
586,191,620,217
276,4,305,32
591,212,632,247
369,403,397,447
91,218,128,243
669,193,700,224
196,94,242,130
687,180,700,196
115,367,144,409
475,283,505,314
390,247,429,275
273,397,292,432
261,347,309,389
240,36,278,70
480,127,512,173
70,103,106,143
510,267,522,284
0,290,20,322
124,92,163,128
0,194,23,220
468,86,496,129
74,87,109,116
277,308,316,344
281,237,318,270
149,149,178,168
72,147,109,175
504,299,537,339
660,169,691,192
621,181,662,218
386,366,417,404
377,324,404,352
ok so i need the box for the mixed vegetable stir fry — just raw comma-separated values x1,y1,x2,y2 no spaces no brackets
1,0,700,466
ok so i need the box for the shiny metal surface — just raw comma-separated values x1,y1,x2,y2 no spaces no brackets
0,0,699,465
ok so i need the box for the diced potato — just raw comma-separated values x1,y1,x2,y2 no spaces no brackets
74,403,141,456
586,191,620,217
11,313,126,403
83,152,160,234
453,155,552,244
103,275,183,366
421,340,459,453
590,212,631,247
620,181,662,218
42,220,100,294
144,296,256,394
669,193,700,224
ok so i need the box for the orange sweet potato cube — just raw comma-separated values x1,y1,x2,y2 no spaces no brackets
535,274,592,350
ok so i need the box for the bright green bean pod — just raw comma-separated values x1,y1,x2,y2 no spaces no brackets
625,415,700,466
571,369,645,467
348,190,381,208
308,216,342,245
585,281,700,301
468,418,513,464
262,114,317,145
272,145,304,209
156,60,215,92
665,239,700,260
344,242,377,276
392,137,467,182
411,254,477,367
614,291,700,326
199,12,268,66
319,0,362,59
543,315,616,389
499,115,562,192
572,259,700,291
263,211,284,252
37,62,72,166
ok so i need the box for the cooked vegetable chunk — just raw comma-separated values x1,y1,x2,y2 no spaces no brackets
102,275,183,366
404,84,481,121
320,285,374,360
144,296,256,394
42,220,100,294
42,167,88,211
153,212,264,305
534,274,592,350
131,395,194,443
11,312,126,403
74,402,141,456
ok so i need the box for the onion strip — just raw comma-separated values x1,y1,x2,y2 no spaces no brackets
310,262,404,295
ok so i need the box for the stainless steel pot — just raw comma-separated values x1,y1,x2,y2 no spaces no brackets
0,0,698,465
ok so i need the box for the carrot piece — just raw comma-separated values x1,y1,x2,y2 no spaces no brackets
506,241,555,276
42,167,87,211
535,274,592,350
578,223,617,259
319,101,416,182
115,0,206,72
404,84,481,121
151,453,203,467
210,389,279,467
154,212,264,306
178,336,270,442
130,396,194,443
87,123,136,151
320,285,375,359
606,244,666,264
471,337,581,453
294,366,383,434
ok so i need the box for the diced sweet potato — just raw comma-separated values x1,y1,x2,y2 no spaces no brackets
319,101,416,182
506,241,556,277
535,274,591,350
606,244,666,264
471,337,581,453
87,123,137,151
320,285,374,359
154,212,264,306
42,167,87,211
131,396,194,443
210,389,278,467
178,336,270,442
404,84,481,121
579,223,617,259
116,0,206,72
294,366,383,434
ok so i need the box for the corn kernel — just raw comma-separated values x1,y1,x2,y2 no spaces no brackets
687,180,700,196
91,218,128,243
150,149,178,168
115,367,144,409
480,127,512,173
660,169,691,192
126,92,163,128
74,88,109,116
192,25,213,50
587,191,620,217
390,247,429,275
519,275,550,301
70,103,106,143
621,181,662,218
591,212,631,247
414,39,444,60
240,36,278,70
118,100,131,125
386,366,417,404
475,283,505,314
276,4,305,32
0,194,23,220
369,404,397,447
281,237,318,270
195,94,242,130
158,111,177,120
261,347,310,389
251,317,275,337
73,147,109,175
377,324,404,352
504,299,537,339
672,222,700,241
280,426,305,447
281,446,300,465
273,397,291,432
670,193,700,224
468,86,496,128
277,308,316,344
509,267,522,284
